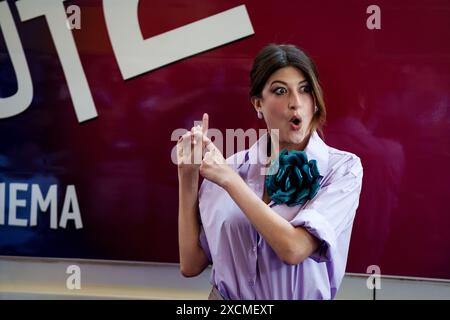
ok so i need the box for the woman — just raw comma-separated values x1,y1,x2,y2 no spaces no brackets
177,44,363,300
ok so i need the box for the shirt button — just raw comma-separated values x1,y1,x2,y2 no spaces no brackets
253,246,257,252
248,280,255,286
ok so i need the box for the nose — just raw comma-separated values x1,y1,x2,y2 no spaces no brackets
288,91,302,110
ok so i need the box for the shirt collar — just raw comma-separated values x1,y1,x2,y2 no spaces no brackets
246,130,329,178
303,130,330,177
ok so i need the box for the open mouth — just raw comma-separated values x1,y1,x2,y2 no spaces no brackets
289,116,301,126
289,116,302,130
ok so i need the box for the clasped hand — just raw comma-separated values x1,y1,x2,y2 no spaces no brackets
176,113,235,188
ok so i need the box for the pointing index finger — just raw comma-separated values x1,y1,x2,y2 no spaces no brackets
202,113,209,135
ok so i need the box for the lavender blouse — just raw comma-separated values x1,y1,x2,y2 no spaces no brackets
198,131,363,300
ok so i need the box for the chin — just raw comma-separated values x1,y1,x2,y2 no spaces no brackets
290,131,307,143
277,133,305,150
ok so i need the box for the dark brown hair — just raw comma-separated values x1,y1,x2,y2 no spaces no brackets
250,43,326,138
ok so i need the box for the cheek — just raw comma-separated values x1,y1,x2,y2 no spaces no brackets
264,98,286,117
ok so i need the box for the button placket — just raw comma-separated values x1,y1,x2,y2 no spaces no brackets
247,228,258,289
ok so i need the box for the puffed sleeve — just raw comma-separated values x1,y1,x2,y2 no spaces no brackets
289,154,363,263
199,224,212,264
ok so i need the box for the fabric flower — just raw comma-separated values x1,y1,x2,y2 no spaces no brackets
265,149,321,207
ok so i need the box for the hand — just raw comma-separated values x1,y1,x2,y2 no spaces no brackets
176,113,209,175
200,132,236,189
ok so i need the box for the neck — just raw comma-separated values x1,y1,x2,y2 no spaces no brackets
279,138,309,152
266,131,311,161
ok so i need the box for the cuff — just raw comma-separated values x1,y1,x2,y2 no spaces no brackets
289,209,337,263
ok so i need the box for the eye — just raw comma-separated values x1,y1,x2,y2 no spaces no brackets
300,85,312,93
273,87,287,95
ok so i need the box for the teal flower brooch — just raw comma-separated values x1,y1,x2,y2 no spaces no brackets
265,149,321,207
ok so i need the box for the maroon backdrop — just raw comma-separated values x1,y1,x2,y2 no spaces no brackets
0,0,449,279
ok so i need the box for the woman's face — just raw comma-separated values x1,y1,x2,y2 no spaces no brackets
252,66,315,151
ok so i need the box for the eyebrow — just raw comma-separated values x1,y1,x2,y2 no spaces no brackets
270,80,309,86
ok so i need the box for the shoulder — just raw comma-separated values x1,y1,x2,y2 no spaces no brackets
326,146,363,181
225,149,249,169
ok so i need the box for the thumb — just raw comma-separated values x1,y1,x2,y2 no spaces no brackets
202,134,216,152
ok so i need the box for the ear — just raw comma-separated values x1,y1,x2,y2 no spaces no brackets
251,96,262,113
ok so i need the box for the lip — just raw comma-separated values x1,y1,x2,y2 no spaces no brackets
290,122,301,130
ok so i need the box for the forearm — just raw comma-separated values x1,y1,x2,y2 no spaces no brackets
223,172,315,264
178,171,209,276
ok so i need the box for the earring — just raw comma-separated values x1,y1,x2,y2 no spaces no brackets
314,105,318,113
257,111,264,119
